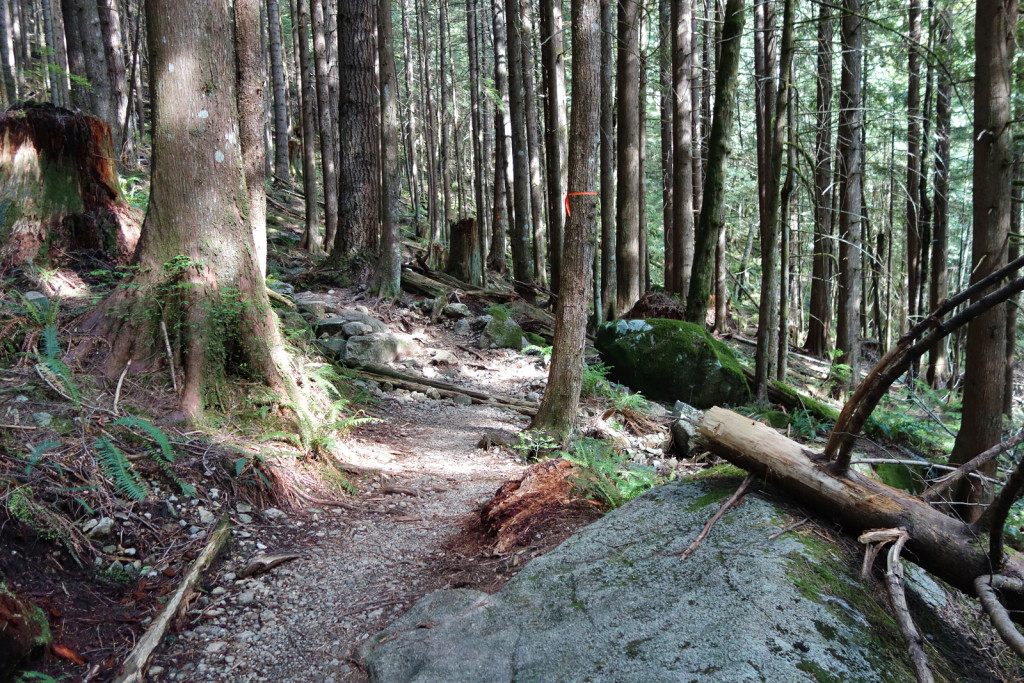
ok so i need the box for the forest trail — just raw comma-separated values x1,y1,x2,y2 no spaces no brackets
148,301,555,682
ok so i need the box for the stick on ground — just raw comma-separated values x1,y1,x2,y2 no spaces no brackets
674,473,755,561
113,517,232,683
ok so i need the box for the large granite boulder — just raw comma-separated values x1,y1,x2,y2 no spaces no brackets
346,333,419,366
480,313,526,350
358,477,988,682
595,318,749,407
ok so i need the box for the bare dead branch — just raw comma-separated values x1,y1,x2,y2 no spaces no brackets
976,574,1024,659
921,430,1024,504
674,473,755,560
988,452,1024,570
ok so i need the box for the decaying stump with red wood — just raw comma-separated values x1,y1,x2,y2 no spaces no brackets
0,586,51,678
445,217,482,287
0,102,139,285
698,406,1024,617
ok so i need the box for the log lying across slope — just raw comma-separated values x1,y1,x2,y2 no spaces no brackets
698,407,1024,605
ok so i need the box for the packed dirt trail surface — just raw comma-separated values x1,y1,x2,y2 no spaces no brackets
149,302,550,682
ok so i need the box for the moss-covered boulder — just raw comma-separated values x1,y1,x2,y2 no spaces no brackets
480,314,526,350
596,318,749,407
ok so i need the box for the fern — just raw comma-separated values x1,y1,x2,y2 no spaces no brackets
24,440,60,476
113,416,175,462
40,324,60,360
94,438,149,501
36,357,80,405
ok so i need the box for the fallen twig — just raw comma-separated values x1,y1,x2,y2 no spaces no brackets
113,359,131,415
860,528,933,683
767,517,808,541
921,429,1024,503
240,553,301,579
267,287,297,309
975,574,1024,659
674,473,755,560
160,320,178,393
114,516,232,683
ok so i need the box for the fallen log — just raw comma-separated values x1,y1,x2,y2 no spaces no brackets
698,407,1024,609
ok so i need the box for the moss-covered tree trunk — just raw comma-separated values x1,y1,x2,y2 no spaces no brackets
78,0,297,423
0,103,139,284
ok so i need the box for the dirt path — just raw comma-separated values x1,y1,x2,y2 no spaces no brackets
149,358,537,681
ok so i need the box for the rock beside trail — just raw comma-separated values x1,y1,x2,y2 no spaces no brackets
358,478,982,683
479,315,525,350
346,333,419,366
595,318,749,407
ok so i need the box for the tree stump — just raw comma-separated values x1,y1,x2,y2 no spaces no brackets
445,217,482,286
0,102,139,285
0,584,50,679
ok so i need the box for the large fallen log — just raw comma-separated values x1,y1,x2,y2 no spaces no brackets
698,407,1024,608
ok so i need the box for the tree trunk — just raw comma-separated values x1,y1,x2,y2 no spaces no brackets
439,0,452,231
926,9,951,388
804,0,833,358
531,0,599,441
488,0,513,272
467,0,487,267
520,0,546,288
377,0,402,297
687,0,742,326
97,0,128,157
948,0,1016,519
0,103,140,278
506,0,535,291
615,0,640,313
78,0,299,423
905,0,922,329
73,0,118,145
266,0,291,184
671,0,694,298
834,0,863,397
778,100,796,380
294,0,321,254
235,0,269,278
540,0,566,296
418,0,439,247
44,0,70,107
312,0,339,249
0,0,17,104
332,0,380,259
599,0,615,320
659,0,673,292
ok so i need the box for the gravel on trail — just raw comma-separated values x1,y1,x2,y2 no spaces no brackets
149,374,540,682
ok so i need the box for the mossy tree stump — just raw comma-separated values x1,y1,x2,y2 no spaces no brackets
0,102,139,282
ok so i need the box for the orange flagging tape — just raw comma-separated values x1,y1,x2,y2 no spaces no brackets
564,192,598,216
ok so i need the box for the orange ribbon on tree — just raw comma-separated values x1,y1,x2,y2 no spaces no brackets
564,192,598,217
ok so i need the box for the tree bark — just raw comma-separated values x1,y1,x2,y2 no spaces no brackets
73,0,118,145
0,0,17,104
488,0,513,272
332,0,380,259
926,9,951,388
599,0,615,320
685,0,742,324
804,0,833,358
659,0,673,292
312,0,339,249
97,0,129,157
266,0,291,184
78,0,299,423
540,0,566,296
948,0,1016,519
531,0,599,441
519,0,547,288
446,218,482,286
467,0,488,268
671,0,694,297
377,0,402,297
615,0,640,314
235,0,269,278
905,0,922,329
294,0,321,254
506,0,535,292
835,0,863,397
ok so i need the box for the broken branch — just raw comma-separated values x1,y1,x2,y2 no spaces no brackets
675,473,755,560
